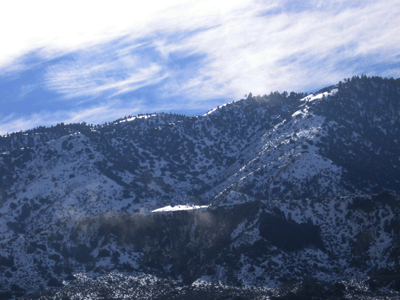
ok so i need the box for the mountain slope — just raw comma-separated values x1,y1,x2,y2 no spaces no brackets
1,192,400,297
0,76,400,297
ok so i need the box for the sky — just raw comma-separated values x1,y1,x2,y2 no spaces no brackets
0,0,400,135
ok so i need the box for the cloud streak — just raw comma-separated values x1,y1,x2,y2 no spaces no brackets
44,46,168,99
167,0,400,97
0,100,146,135
1,0,400,133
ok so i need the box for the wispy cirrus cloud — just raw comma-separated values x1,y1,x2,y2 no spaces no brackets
0,99,148,135
44,45,168,99
155,0,400,98
1,0,400,134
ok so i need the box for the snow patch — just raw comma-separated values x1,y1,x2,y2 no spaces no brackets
301,88,338,103
152,204,208,212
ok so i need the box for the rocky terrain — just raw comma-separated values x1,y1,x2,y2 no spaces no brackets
0,75,399,298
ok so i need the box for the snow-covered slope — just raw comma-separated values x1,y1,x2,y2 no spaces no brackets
1,192,400,297
0,76,400,297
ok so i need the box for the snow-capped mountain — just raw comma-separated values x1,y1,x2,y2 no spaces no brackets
0,76,400,298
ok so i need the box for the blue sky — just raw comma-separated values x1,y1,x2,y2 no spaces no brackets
1,0,399,134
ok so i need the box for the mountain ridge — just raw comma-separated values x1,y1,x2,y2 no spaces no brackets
0,75,400,298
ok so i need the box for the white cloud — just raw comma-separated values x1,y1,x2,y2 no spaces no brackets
1,0,400,119
180,0,400,97
45,52,168,99
0,0,249,69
